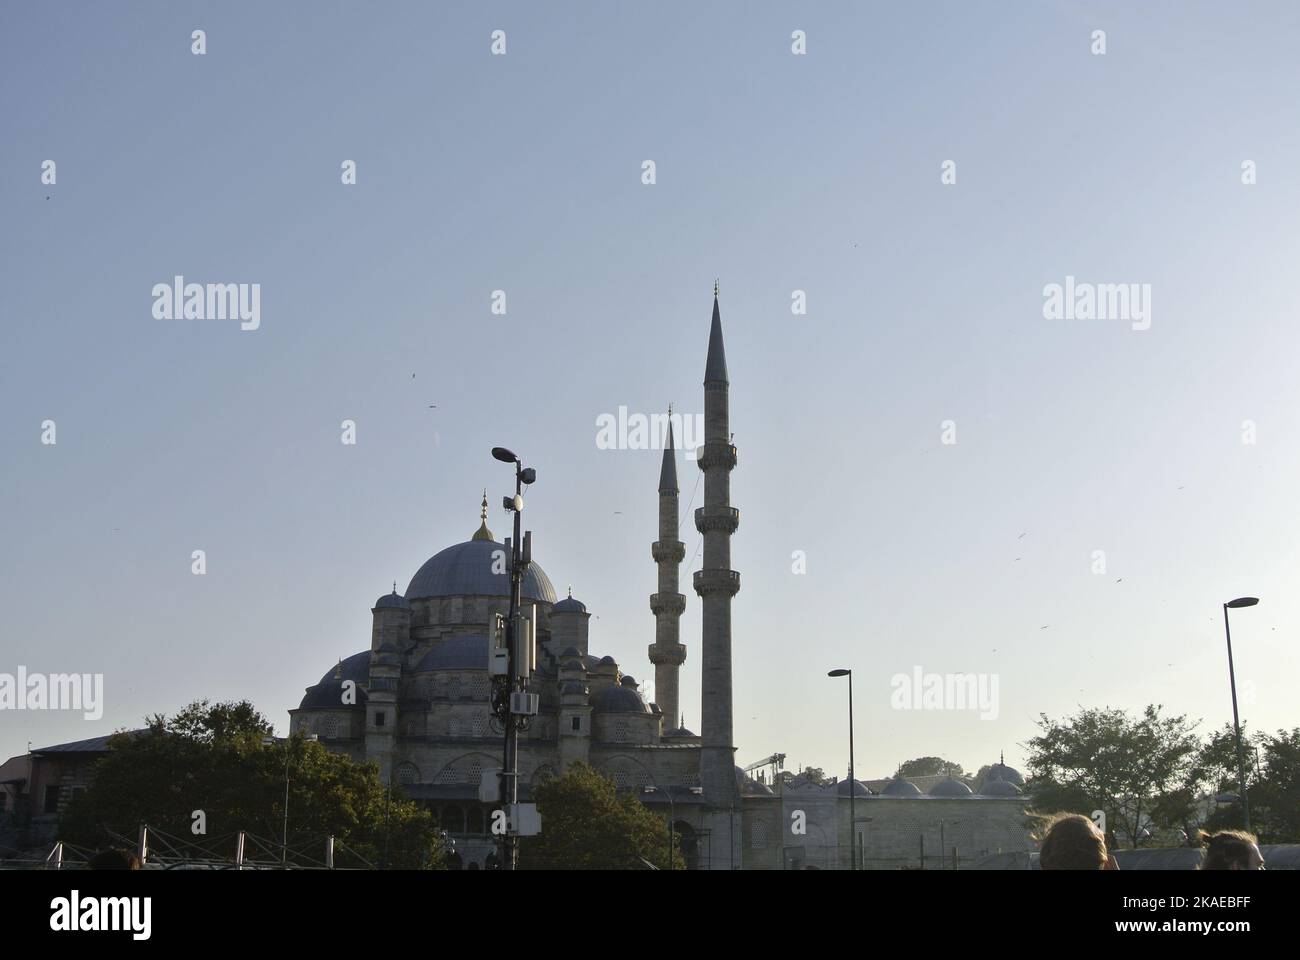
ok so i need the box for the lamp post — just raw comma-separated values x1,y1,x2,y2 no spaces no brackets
643,784,703,870
263,733,317,867
1223,597,1258,831
828,668,855,871
491,446,536,872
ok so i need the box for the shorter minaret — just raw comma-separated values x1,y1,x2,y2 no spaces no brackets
648,407,686,733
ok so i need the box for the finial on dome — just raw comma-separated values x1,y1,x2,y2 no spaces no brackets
567,585,573,598
472,489,495,541
392,580,397,594
713,278,719,299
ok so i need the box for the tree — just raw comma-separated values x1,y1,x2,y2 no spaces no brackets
1025,705,1202,849
898,757,965,779
60,699,447,868
1252,727,1300,843
518,762,680,869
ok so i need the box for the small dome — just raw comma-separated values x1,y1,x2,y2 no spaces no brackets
880,777,923,797
598,655,617,666
664,726,696,737
560,659,586,673
835,779,874,797
590,684,649,714
620,675,638,688
559,646,583,659
735,766,775,796
553,588,587,613
561,681,588,696
930,777,974,797
985,762,1025,786
980,777,1023,797
374,589,410,610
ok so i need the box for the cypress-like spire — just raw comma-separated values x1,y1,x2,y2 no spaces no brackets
658,404,678,494
704,287,728,384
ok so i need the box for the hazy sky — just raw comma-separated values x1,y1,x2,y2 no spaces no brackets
3,1,1299,782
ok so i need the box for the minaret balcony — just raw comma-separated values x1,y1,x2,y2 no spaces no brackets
694,506,740,535
649,591,686,616
696,442,738,471
693,568,741,597
647,641,686,666
651,540,686,564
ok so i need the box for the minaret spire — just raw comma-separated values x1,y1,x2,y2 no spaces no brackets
649,405,687,734
696,286,740,822
472,489,495,541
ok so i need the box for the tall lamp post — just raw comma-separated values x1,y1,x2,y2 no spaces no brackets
262,733,317,867
1223,596,1258,831
828,668,855,871
491,446,536,872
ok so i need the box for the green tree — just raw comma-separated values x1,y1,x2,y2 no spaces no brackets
60,699,447,868
1025,705,1202,849
1252,727,1300,843
898,757,965,779
518,762,680,869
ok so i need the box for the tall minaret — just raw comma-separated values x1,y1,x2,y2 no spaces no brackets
648,406,686,733
695,283,740,808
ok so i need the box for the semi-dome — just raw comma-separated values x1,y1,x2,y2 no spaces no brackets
561,681,589,696
980,776,1023,797
591,684,649,714
560,658,586,672
930,777,974,797
299,651,369,709
374,588,410,610
412,635,489,672
880,777,923,797
405,538,556,603
736,767,775,796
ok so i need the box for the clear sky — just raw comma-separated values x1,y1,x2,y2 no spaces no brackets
3,1,1299,782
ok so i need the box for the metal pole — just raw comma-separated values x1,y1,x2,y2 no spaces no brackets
504,466,524,871
668,790,675,870
848,671,856,871
1223,603,1251,830
282,744,291,866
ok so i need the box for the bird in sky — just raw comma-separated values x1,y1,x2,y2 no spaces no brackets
1017,532,1026,539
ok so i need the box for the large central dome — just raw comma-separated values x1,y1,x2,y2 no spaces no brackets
405,538,557,603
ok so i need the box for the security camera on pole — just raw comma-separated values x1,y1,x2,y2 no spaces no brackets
489,446,542,871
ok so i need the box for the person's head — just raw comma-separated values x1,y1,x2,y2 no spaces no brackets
87,847,142,870
1037,813,1117,870
1198,830,1265,870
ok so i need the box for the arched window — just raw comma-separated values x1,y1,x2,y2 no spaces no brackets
448,717,462,738
322,716,340,739
472,675,490,700
614,719,629,741
395,761,419,785
751,820,770,849
472,714,487,738
448,676,462,700
531,764,556,786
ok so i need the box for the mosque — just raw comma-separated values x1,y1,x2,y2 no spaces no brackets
288,292,1032,869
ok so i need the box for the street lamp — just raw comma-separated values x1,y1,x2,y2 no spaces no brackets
262,733,318,867
827,668,856,871
643,784,703,870
492,445,537,872
1223,596,1258,830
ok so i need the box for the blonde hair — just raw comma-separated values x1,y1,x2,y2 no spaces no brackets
1037,813,1108,870
1197,829,1258,870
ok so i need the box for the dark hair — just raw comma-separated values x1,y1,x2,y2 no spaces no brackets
1037,813,1108,870
1198,830,1257,870
87,847,142,870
